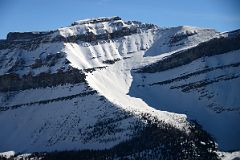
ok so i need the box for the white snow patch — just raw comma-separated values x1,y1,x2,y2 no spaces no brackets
0,151,15,159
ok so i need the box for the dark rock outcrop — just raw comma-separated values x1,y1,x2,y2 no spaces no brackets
71,16,122,26
0,69,86,92
102,58,121,64
6,31,52,41
0,34,52,50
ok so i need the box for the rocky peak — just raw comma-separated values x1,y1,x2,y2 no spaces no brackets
56,16,157,40
71,16,122,26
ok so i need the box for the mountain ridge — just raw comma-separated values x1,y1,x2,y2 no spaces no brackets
0,16,239,159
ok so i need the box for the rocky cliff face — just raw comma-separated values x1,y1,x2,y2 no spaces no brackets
0,17,239,159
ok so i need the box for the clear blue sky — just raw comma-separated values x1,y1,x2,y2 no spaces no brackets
0,0,240,39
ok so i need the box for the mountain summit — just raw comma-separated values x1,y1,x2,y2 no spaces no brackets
0,17,240,159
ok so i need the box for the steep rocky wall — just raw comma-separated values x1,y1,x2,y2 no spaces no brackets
0,69,86,92
0,35,52,50
6,31,52,41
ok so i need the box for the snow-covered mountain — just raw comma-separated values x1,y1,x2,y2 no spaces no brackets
0,16,239,159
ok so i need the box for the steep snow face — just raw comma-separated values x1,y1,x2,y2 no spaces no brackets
145,26,219,56
62,30,156,70
60,24,219,70
59,17,191,143
60,23,213,129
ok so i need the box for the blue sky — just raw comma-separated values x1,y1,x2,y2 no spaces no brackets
0,0,240,39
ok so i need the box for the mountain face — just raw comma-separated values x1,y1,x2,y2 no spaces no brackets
0,16,239,159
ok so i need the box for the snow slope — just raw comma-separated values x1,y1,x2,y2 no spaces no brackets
0,17,239,158
130,49,240,151
145,26,218,56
